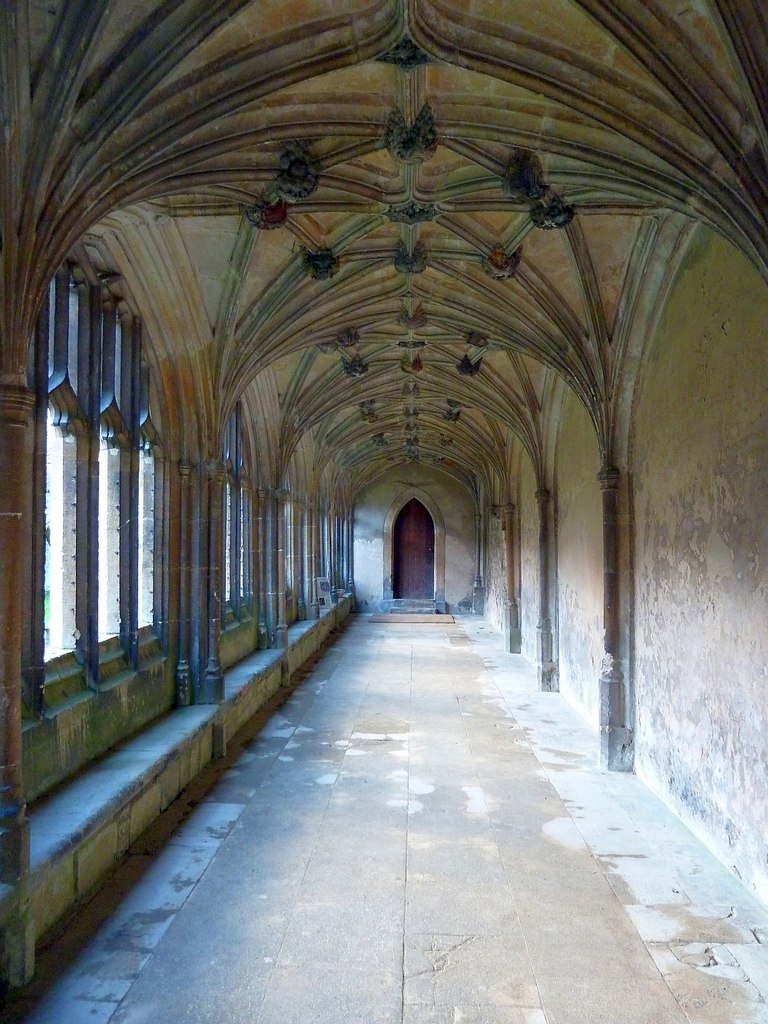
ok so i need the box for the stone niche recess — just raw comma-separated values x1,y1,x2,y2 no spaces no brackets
353,463,476,613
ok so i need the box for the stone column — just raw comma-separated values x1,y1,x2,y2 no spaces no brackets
327,505,337,599
275,490,288,648
296,502,307,620
203,460,225,702
503,503,521,653
346,511,354,592
0,383,36,985
472,512,484,614
536,488,557,691
0,384,34,887
598,468,632,769
175,461,192,706
309,504,320,619
255,489,268,646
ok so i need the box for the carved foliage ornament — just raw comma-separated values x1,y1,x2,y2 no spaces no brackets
502,150,547,201
387,200,438,225
302,247,339,279
337,326,359,348
377,36,433,71
530,195,575,230
275,142,319,200
359,400,377,422
398,303,427,328
502,147,576,230
394,240,428,274
457,354,482,376
245,197,288,230
483,245,522,281
385,104,437,164
342,355,368,377
400,354,424,374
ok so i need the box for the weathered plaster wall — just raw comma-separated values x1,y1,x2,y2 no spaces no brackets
520,458,540,663
484,514,506,632
353,465,476,613
555,390,603,725
632,229,768,901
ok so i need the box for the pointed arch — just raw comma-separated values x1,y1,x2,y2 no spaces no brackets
382,486,446,611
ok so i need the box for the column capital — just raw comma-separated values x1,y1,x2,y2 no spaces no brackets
598,466,620,490
178,459,192,480
535,487,550,504
205,458,226,483
504,501,516,516
0,382,34,425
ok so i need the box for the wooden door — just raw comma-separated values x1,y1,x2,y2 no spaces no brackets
393,498,435,599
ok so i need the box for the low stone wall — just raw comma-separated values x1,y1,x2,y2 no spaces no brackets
2,599,353,986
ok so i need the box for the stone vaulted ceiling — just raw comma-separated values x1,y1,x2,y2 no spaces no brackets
4,0,767,502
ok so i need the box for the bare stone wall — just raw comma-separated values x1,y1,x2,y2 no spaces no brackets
353,464,476,613
520,458,540,663
632,229,768,901
483,514,506,632
555,390,603,725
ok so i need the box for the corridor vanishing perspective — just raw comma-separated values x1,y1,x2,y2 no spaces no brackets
1,0,768,998
7,615,768,1024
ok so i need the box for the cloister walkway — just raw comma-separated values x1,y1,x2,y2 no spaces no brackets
7,615,768,1024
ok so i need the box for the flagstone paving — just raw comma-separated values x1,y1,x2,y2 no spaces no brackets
6,615,768,1023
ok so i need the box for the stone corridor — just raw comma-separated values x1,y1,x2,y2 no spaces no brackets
7,616,768,1024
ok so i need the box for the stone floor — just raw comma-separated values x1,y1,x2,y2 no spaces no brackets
6,615,768,1023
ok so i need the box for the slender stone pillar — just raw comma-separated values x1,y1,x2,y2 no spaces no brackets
536,488,557,691
256,488,269,647
296,503,307,620
328,505,337,599
309,504,320,619
472,512,484,614
346,512,354,592
275,490,288,648
203,460,225,702
0,382,36,985
598,468,633,769
503,503,521,653
0,384,34,887
175,461,192,705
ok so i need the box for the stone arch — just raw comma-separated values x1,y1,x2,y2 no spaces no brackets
382,486,446,611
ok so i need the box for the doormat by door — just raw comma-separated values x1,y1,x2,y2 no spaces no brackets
368,614,456,623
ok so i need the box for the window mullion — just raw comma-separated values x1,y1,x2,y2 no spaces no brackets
120,313,140,666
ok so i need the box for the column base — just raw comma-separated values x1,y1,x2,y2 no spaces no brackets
504,602,521,653
310,601,320,621
472,579,484,615
0,895,35,990
175,662,191,707
599,724,634,771
0,813,29,886
203,662,224,703
599,664,634,770
536,625,557,691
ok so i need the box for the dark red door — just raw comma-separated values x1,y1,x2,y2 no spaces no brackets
393,499,435,599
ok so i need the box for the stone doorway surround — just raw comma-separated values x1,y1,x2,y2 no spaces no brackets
393,498,435,600
382,487,446,612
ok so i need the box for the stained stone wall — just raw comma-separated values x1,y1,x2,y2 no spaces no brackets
353,464,476,613
519,459,540,663
555,390,604,725
632,229,768,901
483,514,506,632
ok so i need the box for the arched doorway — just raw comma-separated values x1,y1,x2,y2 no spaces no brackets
393,498,435,599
